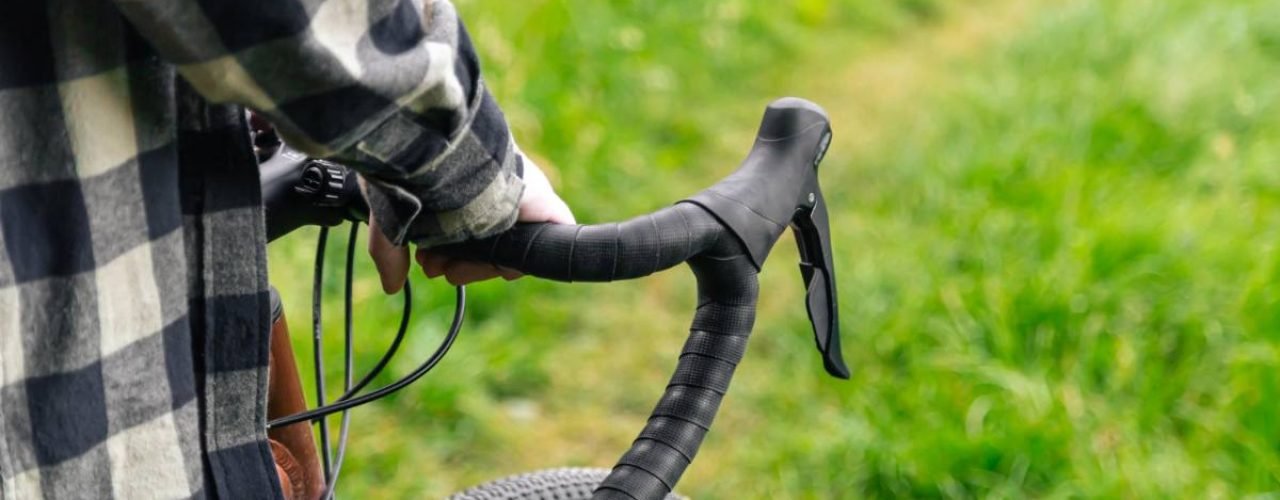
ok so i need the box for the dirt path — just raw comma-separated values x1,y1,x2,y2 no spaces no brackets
806,1,1037,155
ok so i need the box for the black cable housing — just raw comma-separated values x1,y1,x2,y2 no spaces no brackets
268,221,467,498
322,222,359,498
340,280,411,400
266,284,465,430
312,226,333,478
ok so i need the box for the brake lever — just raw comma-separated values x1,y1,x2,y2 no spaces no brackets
792,184,848,379
680,98,848,378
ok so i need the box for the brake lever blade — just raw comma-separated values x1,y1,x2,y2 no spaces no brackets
792,182,849,379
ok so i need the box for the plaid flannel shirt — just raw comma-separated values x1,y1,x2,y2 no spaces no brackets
0,0,524,498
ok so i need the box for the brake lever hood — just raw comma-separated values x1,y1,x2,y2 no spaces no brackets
680,98,849,379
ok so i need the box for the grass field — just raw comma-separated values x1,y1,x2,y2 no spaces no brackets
267,0,1280,497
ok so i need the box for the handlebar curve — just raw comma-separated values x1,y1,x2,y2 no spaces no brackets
260,97,846,500
433,97,845,499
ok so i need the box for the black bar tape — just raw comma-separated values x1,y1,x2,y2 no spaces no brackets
435,203,721,283
596,466,668,500
689,302,757,334
574,223,623,281
636,417,707,461
681,331,750,365
435,202,760,500
616,439,690,489
651,386,724,430
668,355,735,395
593,490,638,500
594,243,760,499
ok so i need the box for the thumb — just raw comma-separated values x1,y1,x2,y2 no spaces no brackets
518,155,576,225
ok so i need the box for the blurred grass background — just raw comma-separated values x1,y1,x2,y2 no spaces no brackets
267,0,1280,497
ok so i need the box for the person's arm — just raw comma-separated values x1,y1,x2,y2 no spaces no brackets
112,0,541,249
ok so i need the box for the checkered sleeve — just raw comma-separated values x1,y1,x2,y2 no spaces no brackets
111,0,524,246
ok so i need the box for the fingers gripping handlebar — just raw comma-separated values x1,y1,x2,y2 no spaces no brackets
260,97,846,499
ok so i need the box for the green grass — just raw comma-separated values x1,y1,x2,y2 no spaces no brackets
267,0,1280,497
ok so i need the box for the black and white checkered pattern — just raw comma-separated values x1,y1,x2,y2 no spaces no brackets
0,0,522,498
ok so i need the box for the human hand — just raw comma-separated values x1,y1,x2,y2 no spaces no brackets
368,155,575,292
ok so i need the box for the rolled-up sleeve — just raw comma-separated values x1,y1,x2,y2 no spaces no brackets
112,0,523,246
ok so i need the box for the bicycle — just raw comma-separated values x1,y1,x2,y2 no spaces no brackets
257,97,846,499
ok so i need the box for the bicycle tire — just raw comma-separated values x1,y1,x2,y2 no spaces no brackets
449,468,684,500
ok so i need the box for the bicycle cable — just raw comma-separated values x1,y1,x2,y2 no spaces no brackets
340,278,410,400
267,218,467,498
322,222,359,499
254,117,464,495
266,226,466,430
312,226,333,478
